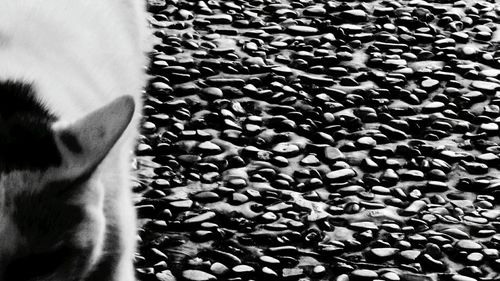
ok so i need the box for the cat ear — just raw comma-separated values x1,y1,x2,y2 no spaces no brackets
52,95,135,179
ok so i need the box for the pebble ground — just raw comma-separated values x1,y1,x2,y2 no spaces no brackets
134,0,500,280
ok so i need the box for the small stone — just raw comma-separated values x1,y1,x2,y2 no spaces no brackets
340,10,368,22
184,211,217,224
459,160,488,174
422,101,445,113
350,269,378,281
304,6,326,16
356,136,377,149
200,87,223,100
169,200,194,211
182,270,216,281
272,66,294,76
324,147,345,162
470,80,500,94
260,212,278,222
227,177,247,189
194,189,220,201
463,215,488,224
419,253,446,272
397,250,421,263
456,240,482,251
481,210,500,220
425,181,448,192
261,267,278,278
208,250,242,266
300,154,321,166
421,79,440,91
450,274,478,281
367,248,399,261
198,141,222,155
282,268,305,279
136,143,153,156
142,121,157,133
272,143,301,158
203,14,233,24
401,200,427,216
480,69,500,78
479,123,498,134
287,25,318,35
313,265,326,276
350,221,379,231
379,124,408,140
400,170,425,181
326,168,356,183
156,270,176,281
381,272,400,281
230,193,248,205
361,158,379,172
232,265,255,275
210,262,229,275
380,168,399,186
467,252,484,264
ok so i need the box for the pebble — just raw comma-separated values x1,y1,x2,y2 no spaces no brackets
313,265,326,276
282,268,305,279
470,80,500,94
367,248,399,261
184,211,216,224
341,9,368,22
401,200,427,216
326,168,356,183
193,191,220,202
456,240,482,252
422,101,445,113
182,270,217,281
156,270,176,281
287,25,319,35
356,136,377,149
350,221,379,231
232,264,254,275
200,87,223,100
169,199,194,211
397,250,421,263
324,147,345,162
300,154,321,166
210,263,229,275
272,142,301,157
350,269,378,281
421,79,440,91
203,14,233,24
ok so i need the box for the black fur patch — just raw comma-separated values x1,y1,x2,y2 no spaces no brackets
59,130,83,154
12,179,85,248
5,246,72,281
11,178,91,281
0,80,61,171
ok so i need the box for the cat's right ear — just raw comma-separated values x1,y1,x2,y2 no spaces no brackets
51,95,135,180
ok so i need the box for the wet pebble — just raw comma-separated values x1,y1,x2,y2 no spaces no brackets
272,142,301,158
182,270,217,281
287,25,319,35
350,269,378,281
326,168,356,183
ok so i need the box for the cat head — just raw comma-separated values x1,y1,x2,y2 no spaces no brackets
0,82,135,281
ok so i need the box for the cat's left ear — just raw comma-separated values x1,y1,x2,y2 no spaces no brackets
51,95,135,179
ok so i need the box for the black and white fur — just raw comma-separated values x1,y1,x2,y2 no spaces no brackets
0,1,148,281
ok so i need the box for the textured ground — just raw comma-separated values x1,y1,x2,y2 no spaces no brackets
134,0,500,280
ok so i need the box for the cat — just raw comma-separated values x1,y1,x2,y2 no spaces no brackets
0,1,148,281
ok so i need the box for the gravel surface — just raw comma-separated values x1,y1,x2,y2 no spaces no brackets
134,0,500,280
